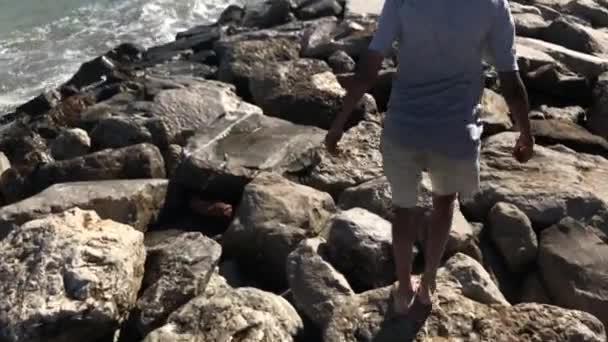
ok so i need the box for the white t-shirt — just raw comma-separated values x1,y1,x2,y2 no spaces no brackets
369,0,518,159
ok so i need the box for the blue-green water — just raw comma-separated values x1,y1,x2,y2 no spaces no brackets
0,0,244,113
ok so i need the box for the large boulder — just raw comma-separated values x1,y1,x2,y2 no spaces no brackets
142,286,303,341
240,0,292,28
531,119,608,156
517,36,608,79
542,18,608,56
538,217,608,327
50,128,91,160
301,120,383,197
586,71,608,139
222,173,336,289
293,0,344,20
479,88,513,137
249,58,377,129
323,278,606,341
462,132,608,228
488,202,539,273
301,16,379,59
510,3,550,38
31,143,166,193
439,253,510,306
566,0,608,28
0,209,145,342
286,237,354,326
174,112,325,201
521,271,552,304
530,105,585,123
0,179,168,237
323,208,398,292
523,63,592,103
134,232,222,336
338,176,393,220
216,35,300,98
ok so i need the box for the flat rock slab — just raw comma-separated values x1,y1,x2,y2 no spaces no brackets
462,132,608,227
539,217,608,327
0,208,145,342
531,119,608,156
174,112,325,201
0,179,168,237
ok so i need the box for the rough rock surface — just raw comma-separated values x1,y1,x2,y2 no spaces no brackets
489,202,539,273
286,237,354,326
324,208,397,292
222,173,336,288
249,58,376,129
301,16,378,59
587,72,608,139
32,143,166,193
462,132,608,227
0,209,145,342
174,112,325,201
50,128,91,160
0,179,168,236
301,120,383,197
142,286,303,342
439,253,510,306
538,217,608,326
134,232,222,336
479,88,513,136
542,18,608,57
323,278,606,341
530,105,585,123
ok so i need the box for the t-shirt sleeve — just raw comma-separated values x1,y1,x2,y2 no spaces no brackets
487,0,518,72
368,0,400,56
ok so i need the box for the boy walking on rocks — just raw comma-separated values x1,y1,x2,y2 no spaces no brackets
326,0,533,316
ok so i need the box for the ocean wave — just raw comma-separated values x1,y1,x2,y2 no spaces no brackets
0,0,246,114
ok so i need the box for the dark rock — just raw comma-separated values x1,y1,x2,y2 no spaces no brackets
174,112,325,202
146,60,217,80
241,0,292,28
107,42,145,64
531,119,608,156
566,0,608,28
327,50,356,73
538,217,608,327
222,173,336,290
542,17,608,56
530,104,585,123
65,56,125,90
301,16,378,59
144,26,223,65
324,208,398,292
216,35,300,99
32,143,166,193
0,179,168,238
523,63,592,103
0,124,52,172
217,5,245,25
488,202,538,273
134,232,222,336
15,89,62,117
249,58,376,129
163,144,183,178
520,272,552,304
90,116,157,150
586,71,608,139
50,128,91,160
294,0,343,20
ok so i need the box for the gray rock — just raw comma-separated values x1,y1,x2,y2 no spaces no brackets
324,208,396,291
517,36,608,79
328,50,356,73
90,116,157,150
511,3,550,38
566,0,608,28
174,112,325,201
134,232,222,336
32,143,166,193
301,16,379,59
323,276,605,342
531,119,608,156
0,179,168,237
523,63,592,102
538,217,608,327
462,132,608,227
142,286,303,341
50,128,91,160
542,17,608,56
216,35,300,97
163,144,183,178
0,209,145,342
295,0,343,20
531,105,585,123
338,176,393,221
286,238,354,326
222,173,336,288
586,72,608,139
489,202,539,273
479,88,513,136
249,58,377,129
521,272,552,304
241,0,292,28
439,253,510,306
301,120,383,197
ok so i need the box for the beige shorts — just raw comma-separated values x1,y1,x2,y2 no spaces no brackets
380,135,480,208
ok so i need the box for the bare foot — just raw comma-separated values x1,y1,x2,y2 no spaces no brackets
393,282,415,315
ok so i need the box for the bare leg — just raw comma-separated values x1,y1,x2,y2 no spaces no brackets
417,193,457,304
392,207,419,313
